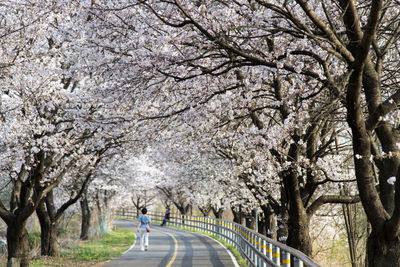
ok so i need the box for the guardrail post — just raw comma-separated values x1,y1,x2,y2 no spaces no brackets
220,220,223,238
224,222,227,243
282,251,291,267
250,231,254,265
273,246,280,265
246,229,250,263
238,225,242,255
221,221,224,241
226,222,230,244
225,222,228,243
256,235,262,267
293,256,304,267
254,234,259,266
247,235,252,267
214,219,216,236
237,225,241,256
218,220,225,241
228,222,233,246
252,232,257,265
235,225,239,253
242,228,248,267
261,239,267,267
242,228,246,258
252,232,256,266
222,221,225,241
266,242,272,260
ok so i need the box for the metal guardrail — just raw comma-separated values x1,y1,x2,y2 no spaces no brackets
115,209,321,267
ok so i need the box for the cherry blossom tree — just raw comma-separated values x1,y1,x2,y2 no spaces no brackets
112,154,161,217
89,1,400,263
0,1,141,264
0,2,84,264
2,0,400,265
35,143,119,256
88,1,346,254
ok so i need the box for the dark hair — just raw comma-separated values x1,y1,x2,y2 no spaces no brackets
141,208,147,214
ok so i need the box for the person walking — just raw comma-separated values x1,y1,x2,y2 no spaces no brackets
137,208,151,251
161,207,170,226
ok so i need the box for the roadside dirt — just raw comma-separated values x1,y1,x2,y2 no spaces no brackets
0,256,108,267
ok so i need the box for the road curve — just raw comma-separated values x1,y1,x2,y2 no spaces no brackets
105,218,238,267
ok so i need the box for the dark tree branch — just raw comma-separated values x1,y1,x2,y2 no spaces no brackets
307,194,361,216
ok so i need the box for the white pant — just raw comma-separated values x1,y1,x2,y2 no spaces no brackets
139,228,149,250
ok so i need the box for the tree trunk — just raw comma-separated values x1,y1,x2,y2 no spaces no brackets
80,195,91,240
277,189,289,243
260,205,276,238
198,205,211,217
211,207,223,219
257,217,266,236
7,223,30,267
231,207,240,223
96,193,107,235
40,222,59,257
277,216,288,243
366,227,400,266
231,207,242,224
363,60,397,216
36,202,60,257
173,202,191,224
132,196,145,218
284,168,312,255
376,157,398,215
286,210,311,255
245,216,255,230
36,194,60,257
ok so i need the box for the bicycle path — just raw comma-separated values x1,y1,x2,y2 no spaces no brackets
105,218,239,267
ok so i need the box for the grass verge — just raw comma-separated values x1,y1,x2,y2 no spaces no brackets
29,227,135,267
208,235,249,267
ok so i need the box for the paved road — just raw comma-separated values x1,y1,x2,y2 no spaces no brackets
105,218,238,267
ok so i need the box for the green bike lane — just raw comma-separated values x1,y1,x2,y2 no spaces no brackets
105,218,239,267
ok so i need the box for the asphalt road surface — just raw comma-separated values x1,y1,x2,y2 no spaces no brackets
105,218,238,267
